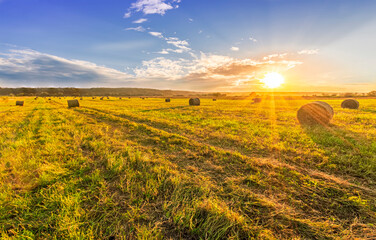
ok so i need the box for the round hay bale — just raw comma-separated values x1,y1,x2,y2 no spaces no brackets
16,101,24,106
100,97,104,100
67,99,79,108
189,98,200,106
165,98,171,102
341,99,359,109
253,98,262,103
213,99,217,101
297,101,334,125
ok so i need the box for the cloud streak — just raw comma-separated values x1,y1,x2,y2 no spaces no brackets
0,49,133,87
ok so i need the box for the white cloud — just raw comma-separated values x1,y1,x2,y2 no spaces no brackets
125,26,146,32
230,46,239,51
298,49,319,55
132,18,148,24
125,0,180,18
149,31,164,38
188,18,193,22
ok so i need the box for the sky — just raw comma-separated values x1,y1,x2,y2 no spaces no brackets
0,0,376,92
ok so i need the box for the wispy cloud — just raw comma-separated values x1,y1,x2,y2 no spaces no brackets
263,53,288,60
298,49,319,55
125,26,146,32
148,33,191,54
132,18,148,24
124,0,181,18
230,46,239,51
149,31,164,38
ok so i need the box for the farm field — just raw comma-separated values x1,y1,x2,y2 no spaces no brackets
1,97,376,239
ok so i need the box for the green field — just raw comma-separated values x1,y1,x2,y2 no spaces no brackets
1,97,376,239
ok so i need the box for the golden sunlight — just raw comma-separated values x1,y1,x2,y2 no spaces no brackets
260,72,285,88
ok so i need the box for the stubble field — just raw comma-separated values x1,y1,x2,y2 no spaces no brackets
0,97,376,239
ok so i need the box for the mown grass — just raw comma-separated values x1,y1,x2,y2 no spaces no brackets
0,96,375,239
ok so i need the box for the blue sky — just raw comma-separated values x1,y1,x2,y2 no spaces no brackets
1,0,376,91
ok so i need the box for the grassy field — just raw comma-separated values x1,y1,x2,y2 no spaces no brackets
1,96,376,239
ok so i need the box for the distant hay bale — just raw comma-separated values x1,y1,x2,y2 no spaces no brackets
297,101,334,125
119,97,122,99
253,98,262,103
189,98,200,106
67,99,79,108
48,98,51,100
100,97,104,100
165,98,171,102
107,96,110,99
16,101,24,106
341,99,359,109
213,99,217,101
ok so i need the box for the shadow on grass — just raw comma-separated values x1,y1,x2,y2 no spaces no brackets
360,108,376,114
301,123,376,183
140,105,192,112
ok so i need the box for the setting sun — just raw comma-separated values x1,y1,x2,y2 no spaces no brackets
260,72,285,88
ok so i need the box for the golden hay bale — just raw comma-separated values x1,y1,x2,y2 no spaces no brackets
213,99,217,101
16,101,24,106
297,101,334,125
253,98,262,103
341,99,359,109
67,99,79,108
165,98,171,102
189,98,200,106
100,97,104,100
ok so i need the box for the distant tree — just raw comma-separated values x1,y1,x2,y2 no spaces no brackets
368,91,376,97
343,93,354,97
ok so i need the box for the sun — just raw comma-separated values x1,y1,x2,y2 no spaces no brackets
260,72,285,88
